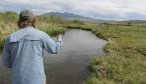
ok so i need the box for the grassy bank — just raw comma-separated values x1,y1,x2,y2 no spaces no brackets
66,25,146,84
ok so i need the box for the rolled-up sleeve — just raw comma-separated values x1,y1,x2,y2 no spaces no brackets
2,38,11,68
42,33,63,54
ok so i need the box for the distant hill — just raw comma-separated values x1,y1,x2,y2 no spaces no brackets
41,12,94,20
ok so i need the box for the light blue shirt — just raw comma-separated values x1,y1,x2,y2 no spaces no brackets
2,26,62,84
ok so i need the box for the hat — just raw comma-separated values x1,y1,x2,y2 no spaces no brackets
19,10,35,21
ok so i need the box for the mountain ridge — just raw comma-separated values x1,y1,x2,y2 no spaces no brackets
41,12,94,20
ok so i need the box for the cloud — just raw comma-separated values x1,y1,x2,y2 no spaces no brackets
0,0,146,20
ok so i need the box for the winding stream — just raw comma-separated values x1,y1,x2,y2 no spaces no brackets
0,29,107,84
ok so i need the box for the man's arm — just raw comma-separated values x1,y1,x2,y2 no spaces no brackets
43,33,63,54
2,37,11,68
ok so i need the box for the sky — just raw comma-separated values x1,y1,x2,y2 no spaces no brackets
0,0,146,20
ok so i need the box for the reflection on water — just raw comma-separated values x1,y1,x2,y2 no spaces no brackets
0,29,107,84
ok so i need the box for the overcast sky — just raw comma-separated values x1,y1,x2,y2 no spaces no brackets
0,0,146,20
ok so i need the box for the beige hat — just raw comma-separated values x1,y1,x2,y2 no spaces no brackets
19,10,35,22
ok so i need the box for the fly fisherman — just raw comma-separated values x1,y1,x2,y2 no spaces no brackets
2,10,62,84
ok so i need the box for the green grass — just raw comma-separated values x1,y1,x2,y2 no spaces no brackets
90,26,146,84
36,22,66,36
66,25,146,84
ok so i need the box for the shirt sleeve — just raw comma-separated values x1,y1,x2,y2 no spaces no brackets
42,33,63,54
2,37,11,68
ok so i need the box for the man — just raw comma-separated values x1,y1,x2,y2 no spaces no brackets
2,10,62,84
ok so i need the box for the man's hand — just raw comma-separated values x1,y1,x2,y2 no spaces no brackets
57,34,62,41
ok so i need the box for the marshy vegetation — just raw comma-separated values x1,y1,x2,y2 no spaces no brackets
0,11,146,84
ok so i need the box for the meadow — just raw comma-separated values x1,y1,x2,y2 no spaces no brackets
0,11,146,84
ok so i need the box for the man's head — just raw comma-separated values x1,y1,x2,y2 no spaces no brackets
17,10,36,28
